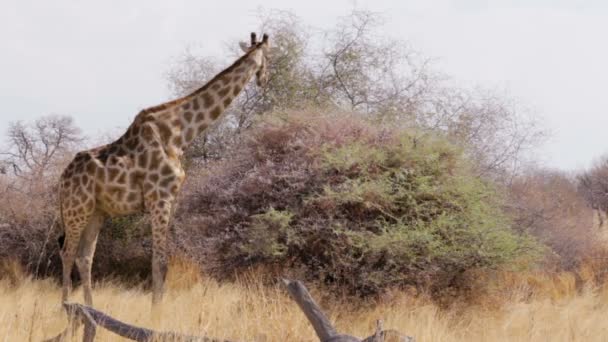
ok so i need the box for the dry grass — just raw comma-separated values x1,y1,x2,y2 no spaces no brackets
2,259,608,342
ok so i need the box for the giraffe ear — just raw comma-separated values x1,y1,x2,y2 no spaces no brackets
239,41,250,53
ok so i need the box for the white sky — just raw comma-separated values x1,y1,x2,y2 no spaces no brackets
1,0,607,171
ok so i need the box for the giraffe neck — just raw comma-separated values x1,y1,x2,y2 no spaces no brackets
132,48,263,158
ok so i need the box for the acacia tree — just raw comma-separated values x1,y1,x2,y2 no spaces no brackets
1,115,82,182
425,88,545,179
0,115,82,266
165,9,544,180
317,9,434,117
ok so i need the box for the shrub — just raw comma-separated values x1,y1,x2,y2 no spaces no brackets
507,170,604,271
177,109,542,297
0,176,62,278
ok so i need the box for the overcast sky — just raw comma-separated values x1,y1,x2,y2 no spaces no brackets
1,0,606,171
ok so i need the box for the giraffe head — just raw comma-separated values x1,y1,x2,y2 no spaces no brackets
239,32,271,87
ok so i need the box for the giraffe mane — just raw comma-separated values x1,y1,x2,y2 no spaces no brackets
139,44,264,116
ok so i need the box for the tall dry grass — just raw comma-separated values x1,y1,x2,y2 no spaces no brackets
2,258,608,342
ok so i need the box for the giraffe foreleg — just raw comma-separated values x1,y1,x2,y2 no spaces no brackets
149,198,173,305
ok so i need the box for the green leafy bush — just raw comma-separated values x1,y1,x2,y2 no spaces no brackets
178,109,542,297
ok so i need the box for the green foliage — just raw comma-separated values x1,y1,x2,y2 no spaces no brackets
239,208,294,260
306,128,541,295
106,215,145,241
183,110,542,298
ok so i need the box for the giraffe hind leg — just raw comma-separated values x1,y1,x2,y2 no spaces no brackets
75,211,104,306
60,220,86,304
60,201,96,303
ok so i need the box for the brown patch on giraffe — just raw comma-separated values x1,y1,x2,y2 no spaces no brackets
181,103,191,110
160,176,176,188
108,168,120,182
171,118,181,127
202,93,214,107
195,112,205,123
127,192,139,202
185,128,194,142
85,199,95,211
221,75,232,85
149,151,163,170
211,83,221,91
233,85,242,96
218,87,230,98
141,124,155,141
86,162,96,175
96,151,110,164
141,113,154,123
184,111,193,122
143,182,154,194
137,153,148,168
108,145,119,156
223,98,233,107
234,66,245,73
210,106,222,119
192,98,200,111
130,125,141,137
173,136,183,147
74,152,89,163
157,122,172,143
129,170,145,185
117,172,127,184
159,189,171,199
126,138,138,150
148,173,160,182
148,190,159,202
64,164,75,176
160,164,172,176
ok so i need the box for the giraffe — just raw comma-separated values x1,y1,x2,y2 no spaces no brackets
57,33,271,307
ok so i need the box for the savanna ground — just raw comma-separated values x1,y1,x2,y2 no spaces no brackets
2,258,608,342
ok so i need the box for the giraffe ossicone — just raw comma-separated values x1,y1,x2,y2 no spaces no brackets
57,32,271,307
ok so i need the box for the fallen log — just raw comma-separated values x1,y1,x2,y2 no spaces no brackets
282,279,414,342
44,279,414,342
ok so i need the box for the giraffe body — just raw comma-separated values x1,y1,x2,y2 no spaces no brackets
57,33,271,306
